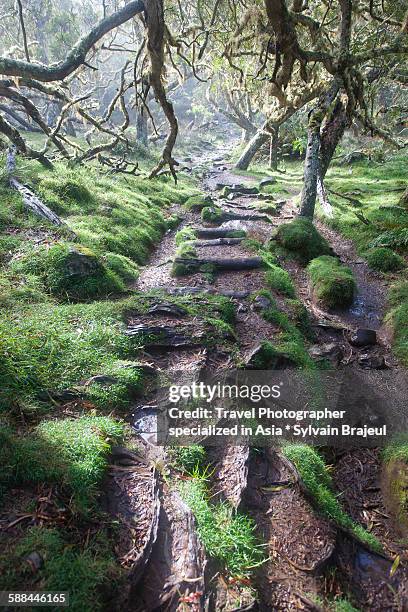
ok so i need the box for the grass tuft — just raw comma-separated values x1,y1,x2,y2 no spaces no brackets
179,477,264,577
170,445,207,473
283,444,382,552
365,247,405,272
264,263,296,297
0,416,124,514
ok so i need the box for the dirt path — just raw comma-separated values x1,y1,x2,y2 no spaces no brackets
109,139,408,610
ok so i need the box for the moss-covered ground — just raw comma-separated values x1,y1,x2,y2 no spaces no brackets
0,146,228,608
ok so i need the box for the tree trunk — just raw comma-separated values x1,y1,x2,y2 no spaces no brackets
0,104,40,132
399,186,408,207
320,100,349,178
235,126,269,170
136,106,148,146
299,126,321,219
317,100,350,217
299,81,341,219
65,119,76,137
241,128,252,144
269,126,279,170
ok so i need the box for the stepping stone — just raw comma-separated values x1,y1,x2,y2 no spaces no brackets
204,209,273,224
222,185,259,197
252,295,273,311
309,342,343,365
166,286,210,296
245,344,297,370
314,320,349,333
193,227,246,239
358,352,387,369
126,324,205,348
220,290,251,298
260,177,277,188
195,237,244,247
174,256,263,272
350,329,377,347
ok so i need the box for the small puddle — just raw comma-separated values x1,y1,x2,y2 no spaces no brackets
348,292,382,328
132,406,159,444
355,547,392,580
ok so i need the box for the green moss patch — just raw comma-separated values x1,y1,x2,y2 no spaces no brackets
307,256,355,309
104,252,139,283
175,226,197,245
264,263,296,297
0,526,121,611
365,247,405,272
184,194,213,211
201,205,223,224
171,243,199,275
0,271,50,308
276,218,332,263
387,281,408,366
0,299,141,414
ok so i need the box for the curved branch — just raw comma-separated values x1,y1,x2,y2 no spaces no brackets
146,0,179,182
0,113,53,168
0,0,145,82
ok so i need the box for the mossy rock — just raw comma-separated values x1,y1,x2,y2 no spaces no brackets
175,227,197,245
184,194,214,211
12,243,125,300
172,259,198,277
40,175,93,202
276,218,332,263
245,341,297,369
382,440,408,535
307,255,355,309
258,202,277,215
201,206,223,224
366,247,405,272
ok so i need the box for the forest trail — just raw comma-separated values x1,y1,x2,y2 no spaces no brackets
109,139,408,611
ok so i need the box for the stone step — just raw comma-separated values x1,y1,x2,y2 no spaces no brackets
174,256,263,272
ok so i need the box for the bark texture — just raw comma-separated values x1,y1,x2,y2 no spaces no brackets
299,81,341,219
235,126,269,170
146,0,179,180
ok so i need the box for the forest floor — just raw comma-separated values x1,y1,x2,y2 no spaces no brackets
120,139,408,611
1,131,408,611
